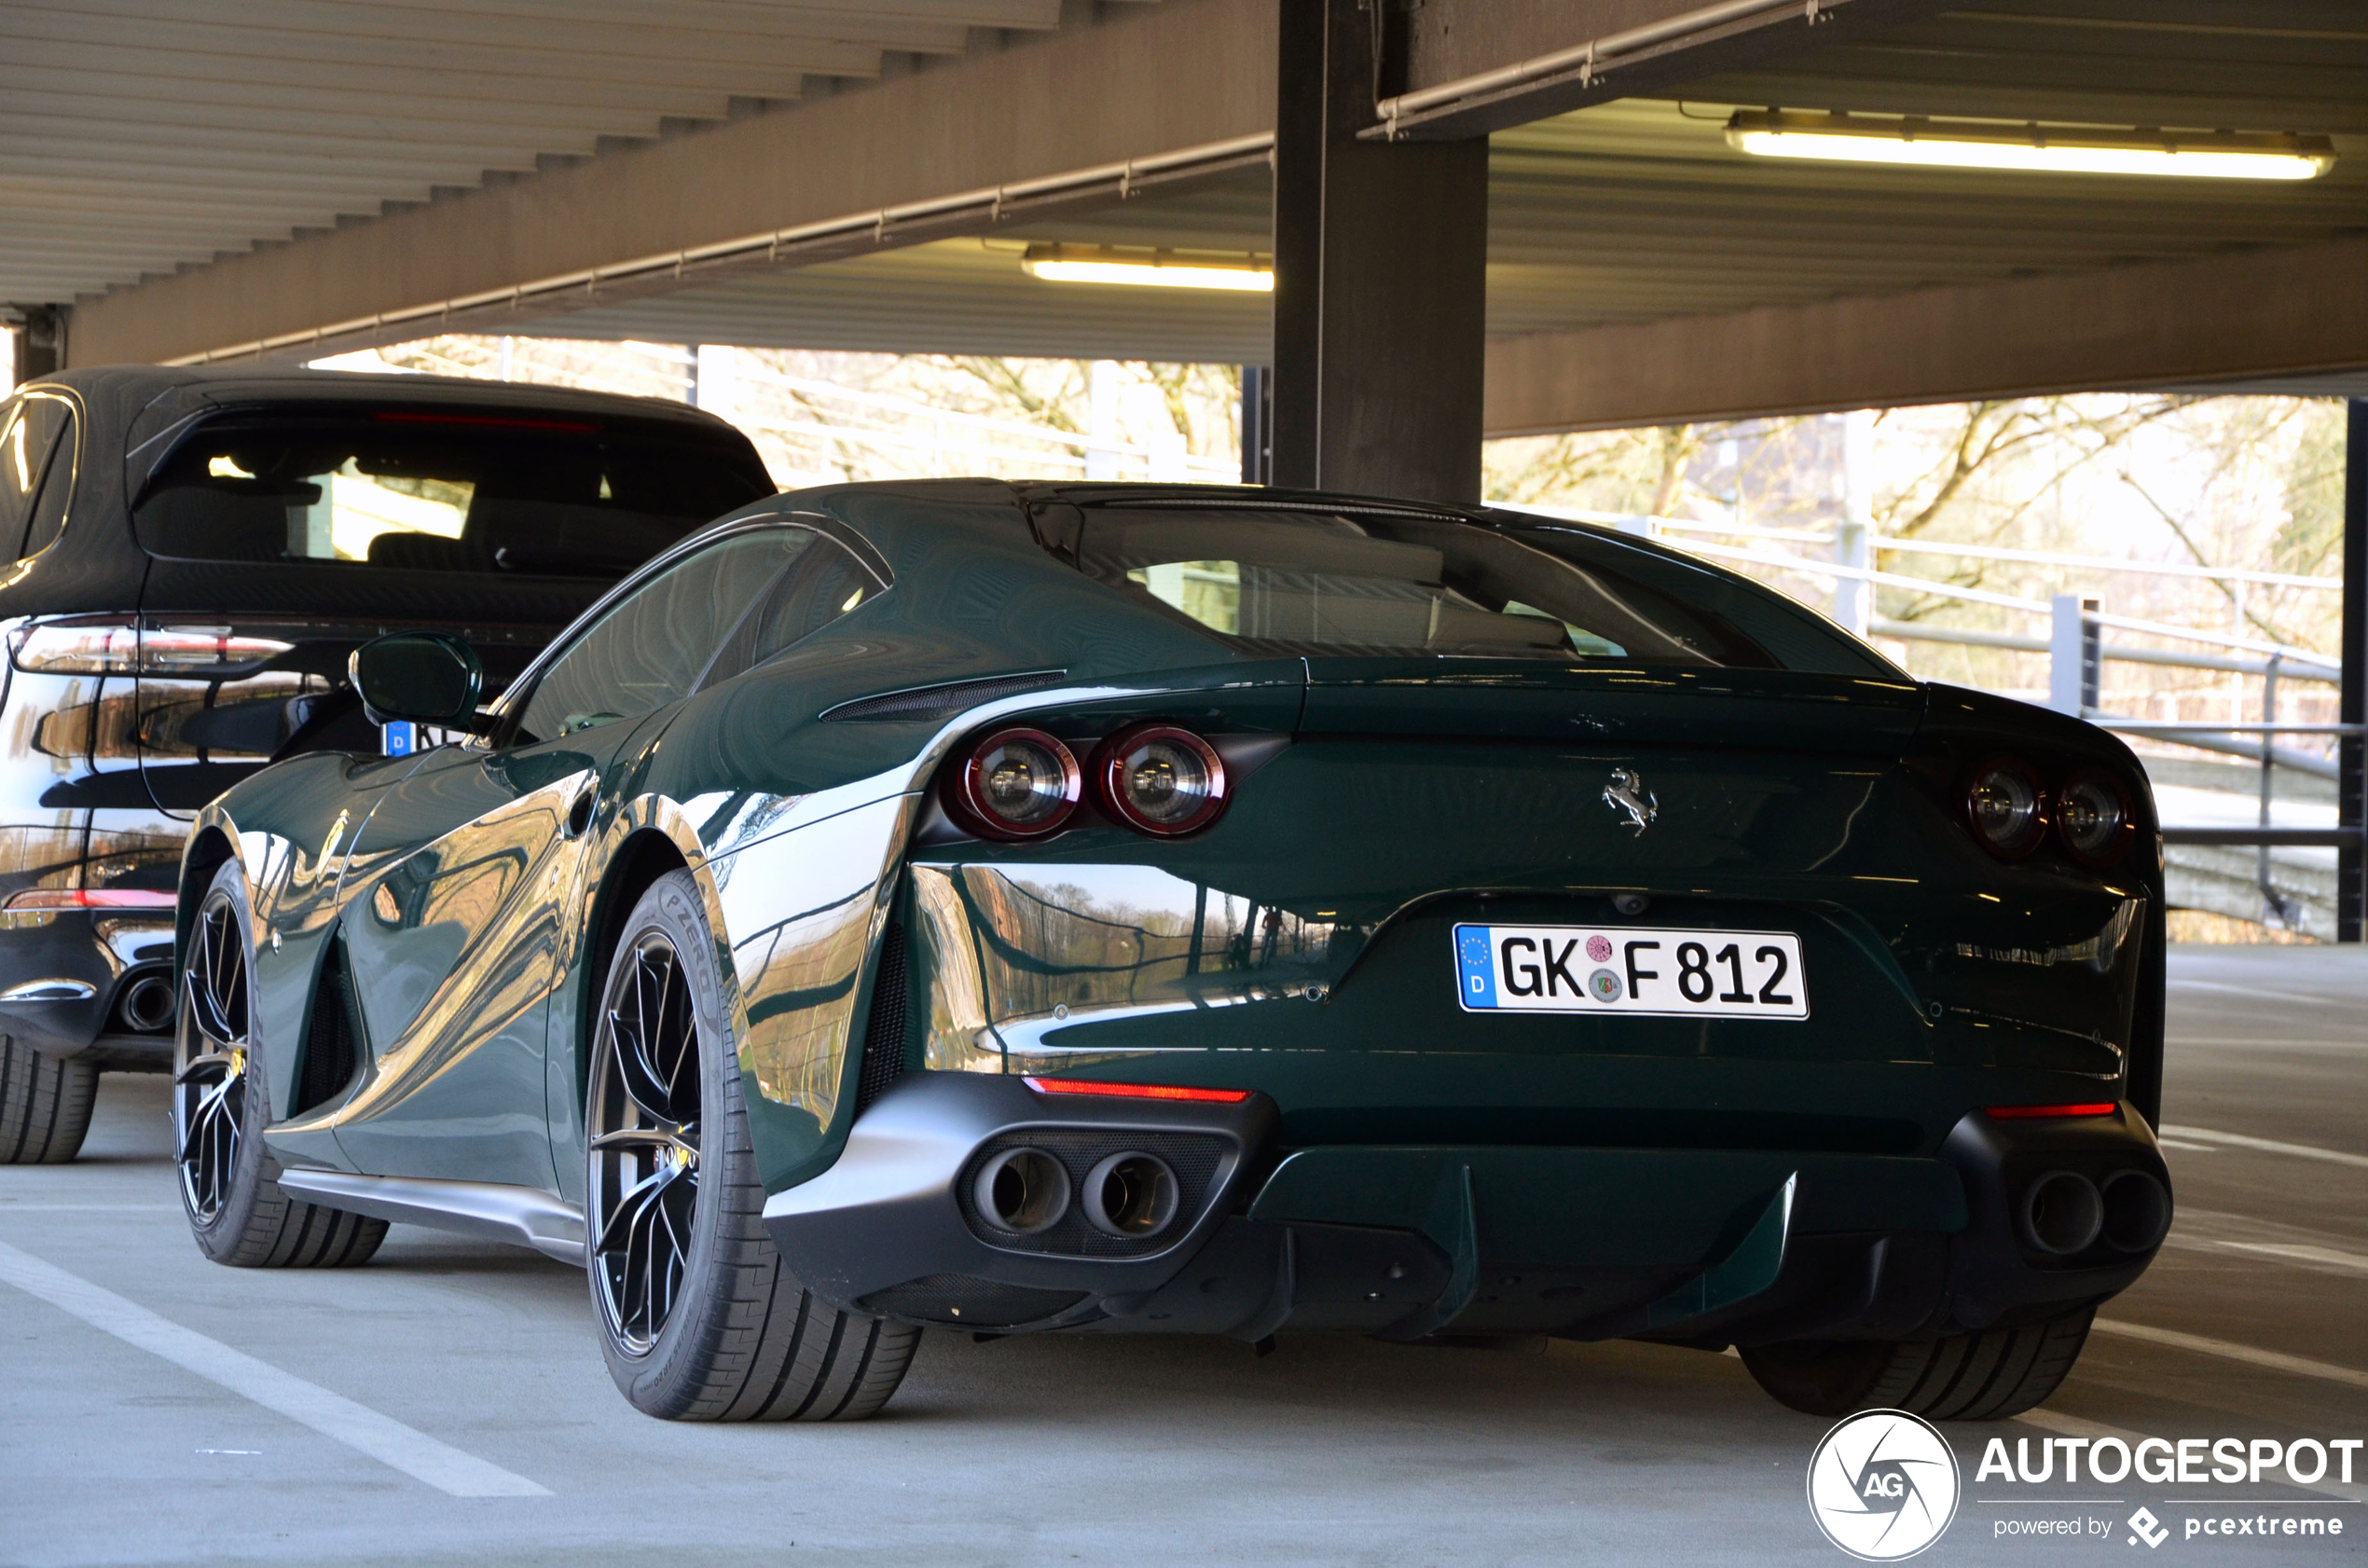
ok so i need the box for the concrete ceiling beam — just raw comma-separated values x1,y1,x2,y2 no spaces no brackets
1480,230,2368,434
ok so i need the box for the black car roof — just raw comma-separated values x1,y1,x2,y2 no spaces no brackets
0,364,763,621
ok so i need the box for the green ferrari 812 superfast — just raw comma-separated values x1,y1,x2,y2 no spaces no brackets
168,481,2170,1423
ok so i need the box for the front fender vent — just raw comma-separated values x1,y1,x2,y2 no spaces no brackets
293,935,363,1115
820,669,1065,724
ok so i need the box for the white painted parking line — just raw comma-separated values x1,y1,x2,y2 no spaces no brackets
2017,1408,2367,1505
2168,980,2356,1011
2162,1236,2368,1278
2093,1318,2368,1395
2159,1125,2368,1171
0,1204,184,1212
0,1238,548,1498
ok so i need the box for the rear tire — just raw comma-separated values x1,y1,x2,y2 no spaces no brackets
0,1035,97,1163
587,870,918,1422
1740,1306,2095,1420
176,861,387,1269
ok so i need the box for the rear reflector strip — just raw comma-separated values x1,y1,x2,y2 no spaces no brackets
1984,1102,2119,1120
1023,1077,1250,1104
3,889,178,912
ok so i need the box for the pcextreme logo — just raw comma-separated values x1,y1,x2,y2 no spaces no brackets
1808,1410,1963,1561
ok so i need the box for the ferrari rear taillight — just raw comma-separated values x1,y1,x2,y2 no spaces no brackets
2057,769,2132,866
1964,758,2045,859
953,727,1081,838
1096,723,1228,836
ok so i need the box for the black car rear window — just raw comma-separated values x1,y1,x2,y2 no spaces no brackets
1052,504,1895,675
134,409,774,579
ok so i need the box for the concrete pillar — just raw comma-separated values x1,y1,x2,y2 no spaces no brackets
1270,0,1487,502
7,307,63,385
1239,365,1272,486
2340,399,2366,941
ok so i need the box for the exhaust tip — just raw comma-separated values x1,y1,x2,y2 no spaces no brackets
2100,1169,2172,1253
972,1147,1070,1235
117,973,176,1034
1082,1151,1180,1239
2020,1169,2104,1256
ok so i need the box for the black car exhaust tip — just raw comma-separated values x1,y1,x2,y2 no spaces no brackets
972,1147,1070,1234
2100,1169,2172,1253
1082,1151,1180,1239
117,973,176,1034
2020,1170,2104,1256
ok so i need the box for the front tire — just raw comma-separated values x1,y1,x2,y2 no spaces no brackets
1740,1306,2096,1420
586,870,917,1422
175,861,386,1269
0,1035,97,1163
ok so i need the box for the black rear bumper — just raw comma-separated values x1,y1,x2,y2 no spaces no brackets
0,908,174,1067
762,1073,2168,1342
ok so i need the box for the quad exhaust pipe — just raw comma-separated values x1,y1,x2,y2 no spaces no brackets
2018,1167,2171,1257
973,1147,1070,1234
972,1145,1185,1241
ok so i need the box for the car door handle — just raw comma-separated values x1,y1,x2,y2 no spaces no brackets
564,783,598,839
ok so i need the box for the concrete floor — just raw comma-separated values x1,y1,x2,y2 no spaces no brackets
3,944,2362,1566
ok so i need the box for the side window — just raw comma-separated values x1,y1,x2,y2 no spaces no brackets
512,529,804,746
699,530,875,689
0,396,73,558
21,407,76,557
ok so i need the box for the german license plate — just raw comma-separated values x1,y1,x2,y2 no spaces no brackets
1452,924,1808,1020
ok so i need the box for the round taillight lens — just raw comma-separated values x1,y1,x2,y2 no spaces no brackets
2058,770,2131,865
1098,724,1228,836
956,728,1081,838
1966,761,2045,858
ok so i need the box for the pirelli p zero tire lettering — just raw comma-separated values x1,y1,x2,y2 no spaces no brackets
175,860,386,1270
0,1034,98,1164
587,870,917,1423
1738,1304,2096,1421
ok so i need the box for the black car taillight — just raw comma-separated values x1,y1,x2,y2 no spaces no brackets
1965,758,2045,858
951,727,1081,839
1096,723,1228,836
2057,768,2133,866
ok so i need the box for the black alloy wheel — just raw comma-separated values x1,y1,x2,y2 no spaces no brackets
587,931,703,1355
175,889,252,1223
174,860,386,1268
585,871,918,1421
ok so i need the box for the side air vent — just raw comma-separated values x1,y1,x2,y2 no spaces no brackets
854,921,908,1114
293,937,363,1115
820,670,1066,724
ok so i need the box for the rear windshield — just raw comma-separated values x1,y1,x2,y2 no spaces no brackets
1055,504,1893,675
134,410,774,579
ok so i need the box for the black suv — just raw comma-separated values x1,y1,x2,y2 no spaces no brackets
0,366,773,1162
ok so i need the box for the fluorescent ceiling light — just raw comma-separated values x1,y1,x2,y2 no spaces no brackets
1726,111,2335,182
1021,244,1273,292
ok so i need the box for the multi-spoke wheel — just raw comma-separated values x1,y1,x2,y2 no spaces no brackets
176,860,387,1269
588,932,703,1354
587,870,918,1422
176,890,251,1222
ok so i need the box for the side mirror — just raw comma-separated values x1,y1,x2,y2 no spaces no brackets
349,632,485,729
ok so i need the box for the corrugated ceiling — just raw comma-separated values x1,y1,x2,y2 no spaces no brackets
0,0,1108,300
